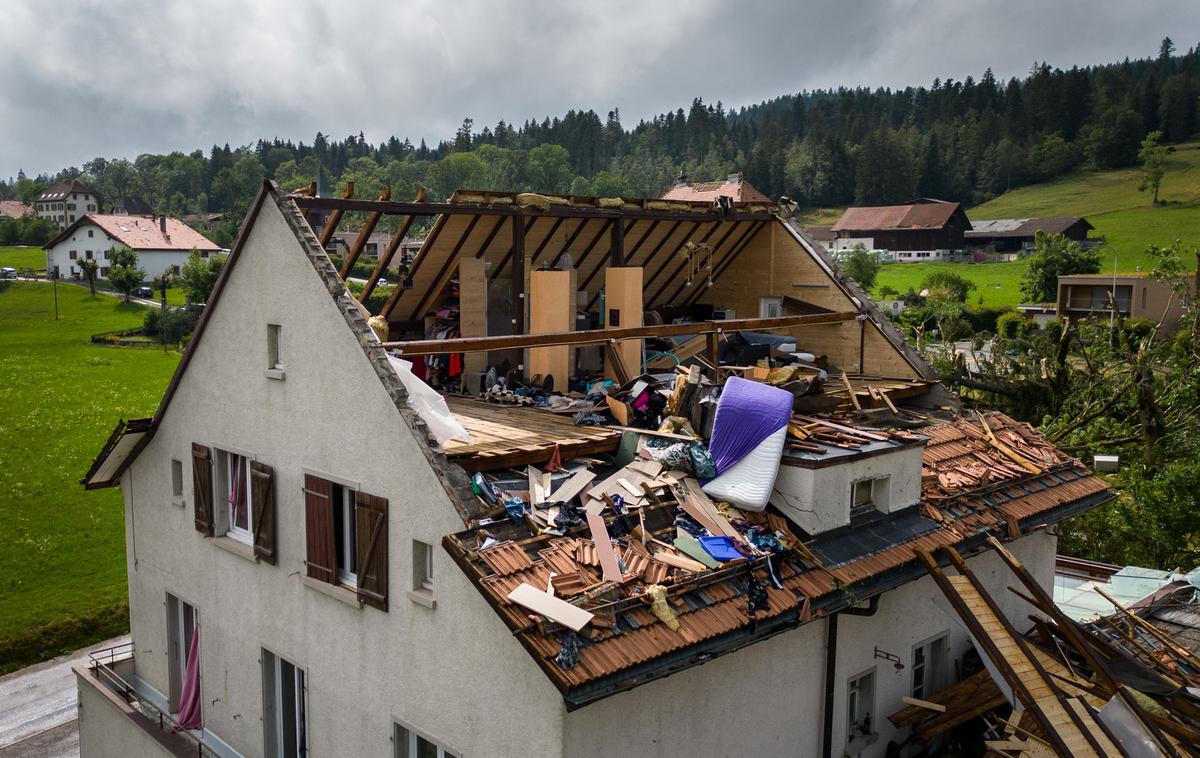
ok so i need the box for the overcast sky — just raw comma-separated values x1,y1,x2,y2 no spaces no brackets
0,0,1194,179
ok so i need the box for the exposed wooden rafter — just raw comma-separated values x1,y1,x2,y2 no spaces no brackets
338,186,392,279
316,182,355,251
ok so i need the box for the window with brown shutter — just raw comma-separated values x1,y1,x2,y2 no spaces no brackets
303,474,336,583
250,461,276,565
355,492,389,611
192,443,213,536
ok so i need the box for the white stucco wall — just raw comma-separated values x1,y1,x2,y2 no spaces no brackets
117,197,564,758
36,191,99,228
562,529,1057,758
772,445,925,535
45,221,194,280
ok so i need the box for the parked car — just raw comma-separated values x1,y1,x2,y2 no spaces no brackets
134,286,154,298
0,267,17,279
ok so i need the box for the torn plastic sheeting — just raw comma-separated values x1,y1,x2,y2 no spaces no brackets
386,355,470,445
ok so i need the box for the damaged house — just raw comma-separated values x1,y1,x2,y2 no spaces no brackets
77,181,1139,758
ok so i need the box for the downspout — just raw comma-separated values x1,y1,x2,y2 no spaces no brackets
822,596,879,758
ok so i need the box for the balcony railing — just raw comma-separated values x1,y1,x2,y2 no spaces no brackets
87,642,221,757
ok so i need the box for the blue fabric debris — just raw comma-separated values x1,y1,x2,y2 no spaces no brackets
554,630,580,670
503,497,527,525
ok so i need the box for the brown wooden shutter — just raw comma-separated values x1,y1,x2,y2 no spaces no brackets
250,461,276,565
303,475,336,583
355,492,389,611
191,443,213,536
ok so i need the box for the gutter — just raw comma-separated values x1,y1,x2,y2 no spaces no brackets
822,596,880,758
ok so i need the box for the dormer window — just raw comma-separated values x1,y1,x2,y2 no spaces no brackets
850,477,890,519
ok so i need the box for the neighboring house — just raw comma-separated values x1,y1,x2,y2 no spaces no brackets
325,230,421,267
1056,272,1193,332
805,224,836,250
966,217,1095,259
830,200,972,261
660,172,773,204
109,196,154,215
77,182,1110,758
0,200,34,220
43,214,221,281
34,178,101,229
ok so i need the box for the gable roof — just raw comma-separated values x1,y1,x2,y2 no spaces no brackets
831,201,969,232
36,178,95,202
660,175,772,204
44,214,221,252
965,217,1093,239
0,200,33,219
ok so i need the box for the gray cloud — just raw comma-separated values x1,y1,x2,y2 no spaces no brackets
0,0,1193,178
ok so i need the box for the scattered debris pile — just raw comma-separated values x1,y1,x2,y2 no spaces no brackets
892,536,1200,757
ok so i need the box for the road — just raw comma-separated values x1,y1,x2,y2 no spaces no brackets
13,276,163,308
0,636,129,757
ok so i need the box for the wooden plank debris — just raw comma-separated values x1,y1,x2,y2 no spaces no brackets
506,583,594,631
586,510,625,583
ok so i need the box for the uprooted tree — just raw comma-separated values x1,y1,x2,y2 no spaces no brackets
934,240,1200,567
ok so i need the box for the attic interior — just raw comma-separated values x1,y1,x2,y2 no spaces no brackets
287,185,1200,754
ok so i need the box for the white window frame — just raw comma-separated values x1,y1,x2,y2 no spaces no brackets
911,633,949,700
759,296,783,319
394,721,459,758
413,540,434,593
850,476,890,518
262,649,306,758
267,323,283,369
332,483,358,587
171,458,184,498
215,448,256,544
847,667,876,739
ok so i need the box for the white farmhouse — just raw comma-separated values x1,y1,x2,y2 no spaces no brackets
34,178,102,228
77,182,1112,758
44,214,221,281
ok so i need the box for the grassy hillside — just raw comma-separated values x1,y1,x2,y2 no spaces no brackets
836,141,1200,306
0,282,179,671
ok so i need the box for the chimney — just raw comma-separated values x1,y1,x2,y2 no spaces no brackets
674,167,689,188
159,215,170,243
727,172,743,184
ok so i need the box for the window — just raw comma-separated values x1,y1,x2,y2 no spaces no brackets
759,297,783,319
267,324,283,369
911,634,948,700
262,649,306,758
304,474,389,609
68,203,76,210
69,250,77,260
332,483,358,586
103,250,110,260
171,459,184,497
100,267,110,277
88,229,94,237
1142,287,1148,310
850,477,890,518
394,723,458,758
847,669,875,739
413,540,434,592
216,449,255,544
165,594,198,714
85,251,93,260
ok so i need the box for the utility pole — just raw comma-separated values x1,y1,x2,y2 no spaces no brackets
52,270,59,320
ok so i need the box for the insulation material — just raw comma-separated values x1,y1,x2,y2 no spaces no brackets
701,376,791,510
386,355,470,445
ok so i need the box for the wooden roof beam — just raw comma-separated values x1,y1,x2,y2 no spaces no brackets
292,195,774,223
409,214,485,321
381,213,450,320
577,219,657,298
338,186,392,279
358,189,424,305
316,182,355,251
489,216,541,281
381,311,857,355
646,221,734,307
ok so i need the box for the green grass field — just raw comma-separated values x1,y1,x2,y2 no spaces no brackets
0,245,46,271
815,141,1200,307
0,281,180,671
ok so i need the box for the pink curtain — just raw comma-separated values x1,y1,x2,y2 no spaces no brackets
229,456,246,530
174,624,203,731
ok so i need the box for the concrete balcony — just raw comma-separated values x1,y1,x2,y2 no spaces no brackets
75,642,236,758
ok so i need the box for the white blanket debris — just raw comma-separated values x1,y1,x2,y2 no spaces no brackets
386,355,470,446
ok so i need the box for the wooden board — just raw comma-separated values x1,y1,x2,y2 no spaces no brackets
441,397,620,472
586,511,625,583
506,582,594,631
604,267,643,382
459,257,489,375
526,268,577,387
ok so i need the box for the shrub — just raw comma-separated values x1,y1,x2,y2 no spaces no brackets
144,305,202,343
995,311,1037,340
